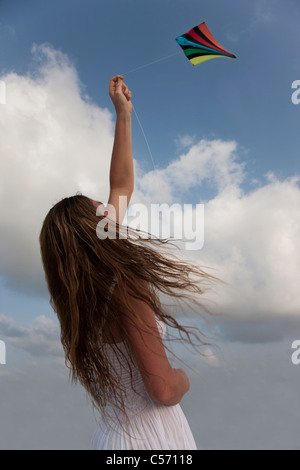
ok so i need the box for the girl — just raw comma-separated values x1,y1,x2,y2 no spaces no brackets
39,75,217,450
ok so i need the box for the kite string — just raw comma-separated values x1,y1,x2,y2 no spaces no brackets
132,103,156,171
122,51,182,170
122,52,181,77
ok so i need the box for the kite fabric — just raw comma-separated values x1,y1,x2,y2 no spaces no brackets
175,22,236,66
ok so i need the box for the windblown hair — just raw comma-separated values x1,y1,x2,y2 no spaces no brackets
39,194,220,417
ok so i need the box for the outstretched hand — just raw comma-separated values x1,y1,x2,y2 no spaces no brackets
109,75,132,116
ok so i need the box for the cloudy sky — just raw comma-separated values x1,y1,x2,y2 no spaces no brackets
0,0,300,450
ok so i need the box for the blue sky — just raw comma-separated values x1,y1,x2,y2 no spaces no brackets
0,0,300,450
1,0,299,179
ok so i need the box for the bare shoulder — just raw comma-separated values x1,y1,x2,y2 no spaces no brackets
101,281,151,345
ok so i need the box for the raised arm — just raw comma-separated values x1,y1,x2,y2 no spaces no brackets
118,283,191,406
107,75,134,225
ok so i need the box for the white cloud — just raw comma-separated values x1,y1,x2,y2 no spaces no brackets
135,139,245,203
174,134,197,151
0,313,62,357
203,174,300,321
0,42,299,346
0,43,115,294
131,141,300,342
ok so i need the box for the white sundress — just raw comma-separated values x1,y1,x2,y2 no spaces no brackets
91,311,197,450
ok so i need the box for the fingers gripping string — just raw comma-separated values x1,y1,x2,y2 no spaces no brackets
111,76,156,171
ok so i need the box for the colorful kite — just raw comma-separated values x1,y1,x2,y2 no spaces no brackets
176,22,236,66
